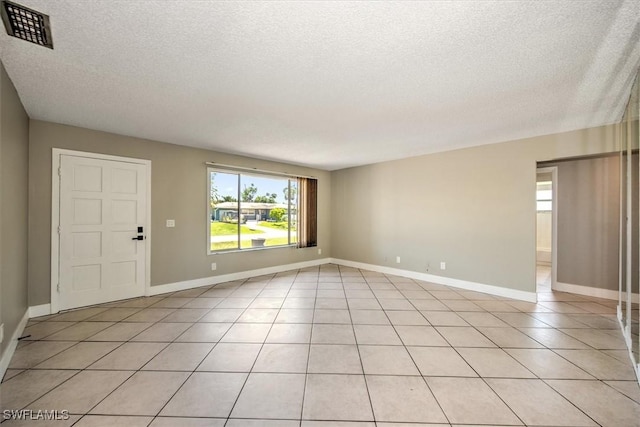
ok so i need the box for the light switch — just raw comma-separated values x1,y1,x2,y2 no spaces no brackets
166,219,175,228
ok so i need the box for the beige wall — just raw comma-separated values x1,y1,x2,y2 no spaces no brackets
29,121,331,306
0,63,29,357
541,155,621,291
20,110,628,303
331,125,618,293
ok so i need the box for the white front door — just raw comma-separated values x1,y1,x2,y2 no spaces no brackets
57,154,148,311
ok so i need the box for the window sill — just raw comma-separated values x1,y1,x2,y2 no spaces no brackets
208,244,297,255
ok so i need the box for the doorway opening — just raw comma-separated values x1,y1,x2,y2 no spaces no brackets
536,167,557,294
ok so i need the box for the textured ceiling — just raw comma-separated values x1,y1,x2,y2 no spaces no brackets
1,1,639,170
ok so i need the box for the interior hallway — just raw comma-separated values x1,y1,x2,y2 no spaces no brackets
536,264,552,293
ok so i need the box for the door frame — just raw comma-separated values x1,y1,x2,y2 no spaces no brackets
51,148,152,314
536,166,558,291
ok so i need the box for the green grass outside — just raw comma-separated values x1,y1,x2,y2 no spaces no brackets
210,221,263,236
258,221,297,231
264,237,293,246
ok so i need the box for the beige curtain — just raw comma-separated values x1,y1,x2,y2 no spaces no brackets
297,177,317,248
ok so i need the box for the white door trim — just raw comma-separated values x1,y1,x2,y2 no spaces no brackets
51,148,152,314
536,166,558,291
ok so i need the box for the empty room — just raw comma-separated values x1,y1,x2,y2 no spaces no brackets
0,1,639,426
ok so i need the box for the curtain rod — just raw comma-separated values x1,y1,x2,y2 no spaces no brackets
205,162,316,180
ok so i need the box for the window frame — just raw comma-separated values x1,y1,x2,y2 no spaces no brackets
207,167,298,254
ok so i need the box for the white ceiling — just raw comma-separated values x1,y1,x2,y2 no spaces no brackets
1,1,639,170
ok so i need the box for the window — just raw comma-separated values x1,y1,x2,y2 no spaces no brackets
536,181,552,211
208,167,316,252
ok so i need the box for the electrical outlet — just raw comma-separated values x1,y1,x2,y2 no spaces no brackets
396,256,401,264
211,262,217,271
0,323,4,344
440,261,446,270
166,219,175,228
318,248,322,255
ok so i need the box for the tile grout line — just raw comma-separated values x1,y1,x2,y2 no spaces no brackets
142,276,256,425
535,377,610,426
342,267,377,425
76,278,250,424
79,315,211,421
4,299,185,416
364,270,453,425
297,266,322,426
222,271,301,424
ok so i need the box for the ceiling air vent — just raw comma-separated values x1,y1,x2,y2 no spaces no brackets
1,0,52,49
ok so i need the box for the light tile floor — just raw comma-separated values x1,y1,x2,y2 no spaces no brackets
2,264,640,426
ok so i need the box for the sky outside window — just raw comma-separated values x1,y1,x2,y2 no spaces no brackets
213,173,289,202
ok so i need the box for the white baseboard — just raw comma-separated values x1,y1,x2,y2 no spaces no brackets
150,258,332,295
0,309,29,382
29,304,51,318
536,249,551,264
330,258,537,303
150,256,536,303
554,281,638,301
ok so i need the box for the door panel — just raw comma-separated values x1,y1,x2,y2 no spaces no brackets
59,154,147,310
